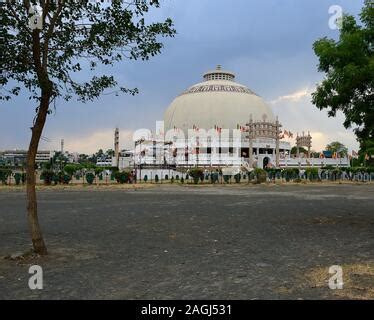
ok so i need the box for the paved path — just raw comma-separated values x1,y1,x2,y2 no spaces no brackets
0,184,373,299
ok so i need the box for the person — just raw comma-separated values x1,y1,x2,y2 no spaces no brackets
300,169,306,179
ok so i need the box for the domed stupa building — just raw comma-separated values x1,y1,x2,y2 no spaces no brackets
129,66,349,175
133,65,292,170
164,65,275,134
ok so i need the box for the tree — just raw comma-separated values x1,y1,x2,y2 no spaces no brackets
63,164,79,176
106,149,115,157
78,154,89,163
312,1,373,145
358,139,374,166
309,150,321,158
52,151,68,171
96,149,104,158
290,146,307,155
326,141,348,157
1,1,175,254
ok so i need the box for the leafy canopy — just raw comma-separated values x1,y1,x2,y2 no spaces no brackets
290,146,308,155
325,141,348,157
1,0,176,102
312,0,373,144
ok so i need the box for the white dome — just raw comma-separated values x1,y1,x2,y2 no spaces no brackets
164,66,275,133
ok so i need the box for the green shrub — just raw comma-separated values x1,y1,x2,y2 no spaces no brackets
234,173,241,183
41,169,54,185
223,175,230,183
52,172,60,185
115,171,130,184
14,172,22,185
305,167,319,181
266,168,282,180
62,174,71,184
85,172,95,185
189,168,204,184
0,169,11,184
0,169,12,185
43,162,52,170
180,177,184,184
211,172,219,184
266,168,275,180
64,164,79,177
249,171,255,181
331,168,342,180
171,177,174,184
282,168,299,182
143,175,148,182
254,168,267,183
321,165,334,170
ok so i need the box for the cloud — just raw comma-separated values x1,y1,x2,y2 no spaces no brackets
269,86,360,152
308,132,329,151
307,131,359,152
62,129,134,154
270,86,315,105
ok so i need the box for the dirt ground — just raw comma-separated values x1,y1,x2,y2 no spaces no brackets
0,184,373,299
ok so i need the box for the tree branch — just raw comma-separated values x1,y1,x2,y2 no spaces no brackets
7,4,32,35
42,0,64,72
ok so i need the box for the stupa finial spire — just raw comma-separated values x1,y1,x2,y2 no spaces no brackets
203,65,235,81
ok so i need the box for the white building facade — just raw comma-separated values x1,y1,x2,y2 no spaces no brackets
131,66,349,171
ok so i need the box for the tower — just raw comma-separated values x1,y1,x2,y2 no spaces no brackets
114,127,119,167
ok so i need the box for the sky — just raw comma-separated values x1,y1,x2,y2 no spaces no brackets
0,0,365,154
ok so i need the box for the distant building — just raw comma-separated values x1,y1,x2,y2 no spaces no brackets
96,157,113,167
0,150,54,166
116,150,134,169
64,151,79,163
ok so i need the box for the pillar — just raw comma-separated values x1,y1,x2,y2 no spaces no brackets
275,117,280,168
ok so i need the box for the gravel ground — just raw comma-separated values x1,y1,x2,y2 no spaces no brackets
0,184,373,299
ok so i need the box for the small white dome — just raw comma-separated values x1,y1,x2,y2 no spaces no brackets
164,66,275,133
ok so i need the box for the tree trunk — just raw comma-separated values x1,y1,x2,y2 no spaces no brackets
26,93,50,255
